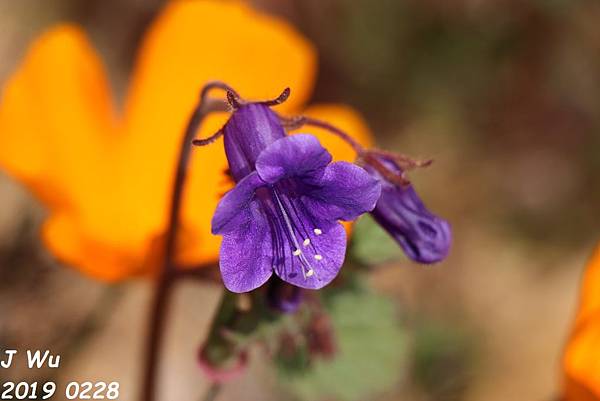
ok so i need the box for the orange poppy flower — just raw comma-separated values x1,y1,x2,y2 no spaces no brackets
0,0,372,281
563,243,600,401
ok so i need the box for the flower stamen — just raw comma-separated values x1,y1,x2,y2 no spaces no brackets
272,190,315,280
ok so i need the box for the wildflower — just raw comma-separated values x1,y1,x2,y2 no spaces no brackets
563,243,600,401
360,152,451,263
204,90,381,292
0,0,372,280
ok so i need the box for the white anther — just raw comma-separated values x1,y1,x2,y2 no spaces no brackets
303,238,311,247
314,254,323,261
313,228,322,235
306,269,315,277
293,249,302,256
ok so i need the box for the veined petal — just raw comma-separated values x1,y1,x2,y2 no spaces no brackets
263,189,347,290
212,172,265,235
302,161,381,221
219,201,273,293
255,134,331,183
289,104,376,234
273,221,347,290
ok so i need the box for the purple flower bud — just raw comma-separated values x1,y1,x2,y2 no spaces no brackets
267,278,303,313
363,154,451,264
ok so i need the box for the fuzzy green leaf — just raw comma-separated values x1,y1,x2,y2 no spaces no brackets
277,284,407,401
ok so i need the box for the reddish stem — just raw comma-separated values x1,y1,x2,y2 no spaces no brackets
140,83,229,401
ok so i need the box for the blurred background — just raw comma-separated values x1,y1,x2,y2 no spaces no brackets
0,0,598,400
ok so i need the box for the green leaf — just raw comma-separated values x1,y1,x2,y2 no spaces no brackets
350,215,405,266
276,283,408,401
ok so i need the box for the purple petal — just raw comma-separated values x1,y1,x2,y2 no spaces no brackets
219,200,274,292
255,134,332,184
212,172,265,235
302,161,381,222
274,221,346,290
263,188,347,289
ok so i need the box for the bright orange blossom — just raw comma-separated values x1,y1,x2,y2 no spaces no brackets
0,0,372,281
564,243,600,401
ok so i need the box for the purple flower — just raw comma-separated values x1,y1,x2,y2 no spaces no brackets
212,102,381,293
363,154,451,264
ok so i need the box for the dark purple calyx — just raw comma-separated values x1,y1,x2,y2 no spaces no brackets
267,277,303,313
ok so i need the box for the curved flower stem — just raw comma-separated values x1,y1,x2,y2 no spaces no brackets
140,83,229,401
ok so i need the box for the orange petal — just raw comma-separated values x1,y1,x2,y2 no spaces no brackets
1,1,319,278
119,0,317,267
42,213,143,281
0,25,145,280
564,243,600,401
0,25,117,210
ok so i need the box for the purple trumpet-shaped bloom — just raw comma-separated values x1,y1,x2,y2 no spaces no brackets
363,155,451,264
212,103,381,293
